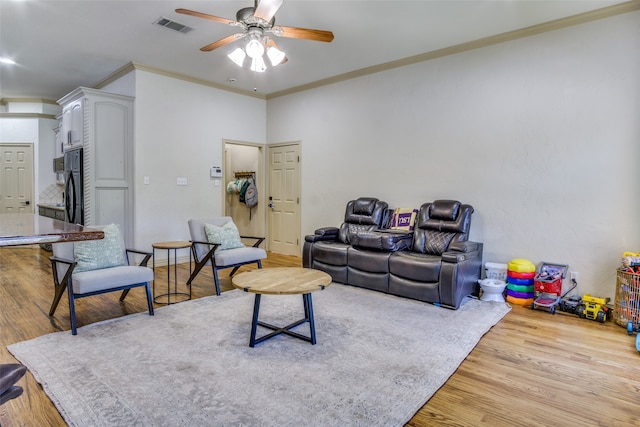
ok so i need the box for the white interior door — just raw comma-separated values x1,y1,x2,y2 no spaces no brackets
267,143,300,256
0,143,34,213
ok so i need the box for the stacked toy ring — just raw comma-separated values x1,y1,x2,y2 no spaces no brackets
506,258,536,305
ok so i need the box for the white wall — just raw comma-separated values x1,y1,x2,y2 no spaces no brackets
131,70,266,255
267,11,640,299
38,117,59,191
0,116,58,207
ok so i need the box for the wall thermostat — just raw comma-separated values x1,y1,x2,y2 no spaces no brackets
210,166,222,178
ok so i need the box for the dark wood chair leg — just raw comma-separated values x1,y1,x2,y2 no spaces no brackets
49,281,67,316
119,289,130,301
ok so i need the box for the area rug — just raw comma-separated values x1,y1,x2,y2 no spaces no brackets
8,283,510,426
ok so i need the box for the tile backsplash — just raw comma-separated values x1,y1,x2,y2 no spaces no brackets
39,184,64,205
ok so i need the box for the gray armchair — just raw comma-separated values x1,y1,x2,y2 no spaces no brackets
187,217,266,296
49,224,154,335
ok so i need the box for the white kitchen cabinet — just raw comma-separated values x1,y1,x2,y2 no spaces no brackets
54,114,64,157
57,87,135,247
61,99,83,151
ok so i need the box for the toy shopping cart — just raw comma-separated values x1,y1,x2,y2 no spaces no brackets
531,263,570,314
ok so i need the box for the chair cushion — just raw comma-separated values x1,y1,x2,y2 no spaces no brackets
214,247,266,267
349,230,412,252
204,221,244,250
389,251,442,282
73,224,126,272
353,198,377,215
348,247,390,273
423,230,456,255
312,241,350,266
72,265,153,295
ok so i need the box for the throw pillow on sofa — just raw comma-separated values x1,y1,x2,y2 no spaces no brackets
389,208,418,231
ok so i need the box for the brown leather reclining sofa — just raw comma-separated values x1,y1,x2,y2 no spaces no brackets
302,197,483,309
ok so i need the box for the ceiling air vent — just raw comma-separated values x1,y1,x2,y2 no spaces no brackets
153,17,193,34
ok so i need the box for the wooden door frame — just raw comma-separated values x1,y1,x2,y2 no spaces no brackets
221,139,266,241
266,141,301,255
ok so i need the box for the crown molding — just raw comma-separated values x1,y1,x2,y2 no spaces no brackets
94,62,266,100
267,0,640,99
0,112,57,119
1,98,58,105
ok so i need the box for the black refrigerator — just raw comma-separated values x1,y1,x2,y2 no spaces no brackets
64,147,84,225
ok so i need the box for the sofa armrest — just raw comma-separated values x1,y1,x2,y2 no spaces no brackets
316,227,339,237
305,227,340,243
442,241,481,263
439,241,484,309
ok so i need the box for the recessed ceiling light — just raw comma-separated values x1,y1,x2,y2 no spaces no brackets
0,57,16,65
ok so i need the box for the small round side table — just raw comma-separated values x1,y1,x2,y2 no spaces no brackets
152,241,192,304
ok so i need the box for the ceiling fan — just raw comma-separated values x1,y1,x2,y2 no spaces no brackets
176,0,334,72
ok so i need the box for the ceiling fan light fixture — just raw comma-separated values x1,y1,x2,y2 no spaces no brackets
228,48,246,67
266,46,285,66
245,38,265,59
250,56,267,73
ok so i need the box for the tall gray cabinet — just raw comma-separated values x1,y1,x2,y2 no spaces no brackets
58,87,134,246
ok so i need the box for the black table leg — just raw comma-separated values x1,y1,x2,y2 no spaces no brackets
250,294,262,347
305,293,317,345
248,293,317,347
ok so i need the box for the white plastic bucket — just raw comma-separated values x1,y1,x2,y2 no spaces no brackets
485,262,508,281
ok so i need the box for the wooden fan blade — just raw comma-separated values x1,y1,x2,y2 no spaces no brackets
200,34,244,52
274,25,334,42
175,8,235,26
254,0,283,23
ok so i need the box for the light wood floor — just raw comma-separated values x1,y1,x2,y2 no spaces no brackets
1,246,638,426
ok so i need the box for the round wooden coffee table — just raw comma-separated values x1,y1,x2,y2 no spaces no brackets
232,267,332,347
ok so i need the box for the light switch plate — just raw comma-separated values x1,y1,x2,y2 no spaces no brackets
177,177,188,186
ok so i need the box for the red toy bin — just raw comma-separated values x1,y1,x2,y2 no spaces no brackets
534,263,568,295
534,277,563,294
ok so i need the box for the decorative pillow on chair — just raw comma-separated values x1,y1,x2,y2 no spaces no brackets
74,224,126,272
204,221,245,251
389,208,418,231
